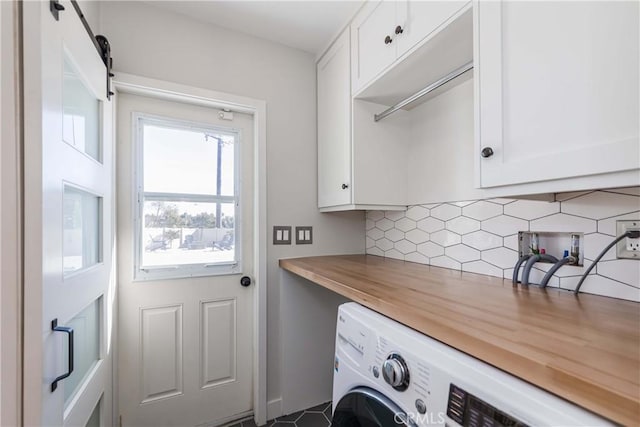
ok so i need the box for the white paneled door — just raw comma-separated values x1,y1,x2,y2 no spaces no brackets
116,93,254,426
23,0,115,426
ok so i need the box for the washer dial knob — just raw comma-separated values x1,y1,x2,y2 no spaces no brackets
382,353,410,391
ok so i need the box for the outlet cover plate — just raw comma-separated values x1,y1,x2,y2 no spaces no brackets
616,220,640,259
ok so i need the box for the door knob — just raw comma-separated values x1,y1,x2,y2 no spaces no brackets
240,276,252,287
341,183,349,190
395,25,404,35
384,35,393,45
481,147,494,158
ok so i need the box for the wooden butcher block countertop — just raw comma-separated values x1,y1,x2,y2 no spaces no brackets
279,255,640,426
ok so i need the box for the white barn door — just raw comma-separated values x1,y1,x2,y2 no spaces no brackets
23,1,115,425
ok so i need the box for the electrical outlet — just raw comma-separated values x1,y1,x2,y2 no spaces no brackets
616,220,640,259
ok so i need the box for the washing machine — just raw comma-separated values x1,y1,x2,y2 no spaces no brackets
332,302,610,427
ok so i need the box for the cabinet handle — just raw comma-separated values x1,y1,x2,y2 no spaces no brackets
342,184,349,190
481,147,494,158
395,25,404,35
384,35,393,45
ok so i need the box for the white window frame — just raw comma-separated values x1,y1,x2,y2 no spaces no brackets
132,112,242,281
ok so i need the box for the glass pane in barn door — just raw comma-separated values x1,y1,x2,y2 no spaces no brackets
23,1,115,426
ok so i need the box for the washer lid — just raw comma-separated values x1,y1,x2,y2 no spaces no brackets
332,387,416,427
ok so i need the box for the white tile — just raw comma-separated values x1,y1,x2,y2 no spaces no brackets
462,230,503,251
406,206,429,221
417,242,444,258
385,249,405,260
384,228,404,242
602,187,640,197
529,267,560,287
481,247,519,269
503,268,514,280
365,219,375,231
430,256,461,271
561,191,640,219
367,246,384,256
504,199,560,220
405,229,429,245
584,233,618,261
430,204,462,221
430,230,462,247
368,228,384,240
462,201,503,221
488,198,517,205
445,244,480,263
417,217,445,233
366,237,375,249
482,215,529,237
462,261,503,279
530,213,596,234
395,239,417,255
446,216,480,235
385,211,406,221
597,260,640,286
368,211,384,221
547,263,588,278
503,234,520,251
597,212,640,236
405,252,429,265
553,191,593,202
560,276,640,302
453,200,476,207
422,203,441,209
376,238,393,251
395,217,417,232
375,218,394,231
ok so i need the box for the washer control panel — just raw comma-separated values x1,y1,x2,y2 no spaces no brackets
447,384,528,427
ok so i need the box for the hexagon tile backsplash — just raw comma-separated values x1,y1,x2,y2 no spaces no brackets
365,188,640,302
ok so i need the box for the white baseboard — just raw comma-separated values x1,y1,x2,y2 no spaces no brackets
266,398,283,421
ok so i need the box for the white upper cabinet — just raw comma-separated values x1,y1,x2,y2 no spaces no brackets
352,0,468,95
318,29,352,209
475,0,640,189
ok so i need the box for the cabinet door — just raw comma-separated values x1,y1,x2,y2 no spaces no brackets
396,1,467,58
318,29,352,208
476,1,639,188
351,0,397,94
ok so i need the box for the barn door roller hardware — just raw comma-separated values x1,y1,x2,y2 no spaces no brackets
51,0,115,100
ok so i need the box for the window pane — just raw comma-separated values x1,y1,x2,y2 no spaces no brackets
143,123,235,196
85,399,101,427
142,201,236,267
64,298,101,408
63,56,101,161
64,187,101,274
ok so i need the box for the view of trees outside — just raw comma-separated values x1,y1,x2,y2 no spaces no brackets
141,200,236,266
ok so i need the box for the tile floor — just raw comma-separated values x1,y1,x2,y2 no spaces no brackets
229,402,332,427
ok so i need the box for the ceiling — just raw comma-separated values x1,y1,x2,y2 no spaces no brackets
149,1,364,55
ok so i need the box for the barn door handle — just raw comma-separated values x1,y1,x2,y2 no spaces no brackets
51,319,74,392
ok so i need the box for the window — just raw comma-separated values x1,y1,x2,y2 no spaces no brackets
134,114,240,280
63,185,102,274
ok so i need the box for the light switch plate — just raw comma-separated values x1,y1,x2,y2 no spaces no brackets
295,226,313,245
273,226,292,245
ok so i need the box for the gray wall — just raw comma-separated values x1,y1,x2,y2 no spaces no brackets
98,1,364,409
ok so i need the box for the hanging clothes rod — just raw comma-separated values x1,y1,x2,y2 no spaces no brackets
374,61,474,122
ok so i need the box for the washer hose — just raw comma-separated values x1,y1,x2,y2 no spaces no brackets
512,255,533,285
521,254,559,286
540,257,574,288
